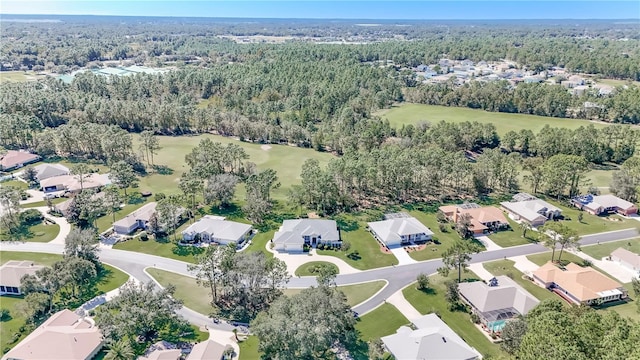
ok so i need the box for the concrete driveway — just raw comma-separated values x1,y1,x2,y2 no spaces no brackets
389,246,417,265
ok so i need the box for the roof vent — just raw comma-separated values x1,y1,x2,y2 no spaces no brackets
489,277,499,287
442,337,447,343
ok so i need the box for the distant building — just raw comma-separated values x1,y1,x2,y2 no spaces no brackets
40,173,111,194
0,150,41,171
272,219,340,252
500,193,561,226
0,260,44,295
439,203,509,234
181,215,253,246
368,213,433,247
187,339,232,360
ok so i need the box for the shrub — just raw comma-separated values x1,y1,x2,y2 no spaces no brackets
416,273,430,290
140,231,149,241
0,308,9,321
154,192,166,201
438,223,448,233
20,209,44,225
340,241,351,252
470,312,480,324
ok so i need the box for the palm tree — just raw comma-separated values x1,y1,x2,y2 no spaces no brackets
104,340,134,360
519,221,532,239
540,223,558,262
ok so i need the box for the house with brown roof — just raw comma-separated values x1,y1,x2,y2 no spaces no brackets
533,261,628,305
2,309,104,360
439,203,509,234
0,260,45,295
0,150,41,171
610,248,640,278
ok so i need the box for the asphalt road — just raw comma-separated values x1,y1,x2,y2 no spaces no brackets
1,227,637,327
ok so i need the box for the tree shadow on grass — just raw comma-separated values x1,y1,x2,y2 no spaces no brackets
334,215,359,232
345,338,370,360
172,244,205,258
210,203,244,220
152,165,174,175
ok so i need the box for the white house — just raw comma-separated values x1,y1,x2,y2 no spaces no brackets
113,202,157,235
272,219,340,252
500,193,561,226
610,248,640,277
181,215,253,246
368,213,433,247
33,163,70,181
0,260,44,295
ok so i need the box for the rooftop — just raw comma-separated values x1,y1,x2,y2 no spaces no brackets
113,202,157,228
458,276,539,321
0,260,45,287
533,262,624,302
0,150,40,170
181,216,252,242
368,216,433,244
273,219,339,245
611,247,640,268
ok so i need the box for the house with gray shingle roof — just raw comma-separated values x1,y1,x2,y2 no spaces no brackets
272,219,340,252
0,260,45,295
382,313,480,360
33,163,70,181
182,215,252,246
368,213,433,246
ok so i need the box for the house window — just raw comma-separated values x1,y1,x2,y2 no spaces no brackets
0,286,5,292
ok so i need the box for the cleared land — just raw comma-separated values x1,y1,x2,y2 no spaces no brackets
132,134,334,200
378,104,609,135
403,272,508,359
581,238,640,259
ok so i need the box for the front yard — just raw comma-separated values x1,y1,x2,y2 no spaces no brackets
355,303,409,342
526,251,587,266
294,261,339,276
113,238,202,263
487,216,534,247
551,200,640,235
402,273,509,359
0,222,59,243
406,210,459,261
581,238,640,260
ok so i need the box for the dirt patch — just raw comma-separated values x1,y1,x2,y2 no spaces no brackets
307,212,320,219
405,245,427,252
261,145,272,151
380,246,392,254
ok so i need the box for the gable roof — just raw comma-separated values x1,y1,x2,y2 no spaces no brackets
500,198,560,223
533,261,624,301
187,339,230,360
140,349,182,360
40,173,111,192
113,202,157,229
33,163,70,181
368,216,433,244
273,219,339,246
182,216,252,242
457,276,539,319
0,260,45,287
382,314,479,360
2,309,103,360
575,194,636,212
0,150,40,170
611,248,640,268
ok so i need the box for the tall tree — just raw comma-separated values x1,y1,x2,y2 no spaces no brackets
438,239,482,282
109,161,137,196
156,195,182,240
21,166,39,187
0,186,22,235
139,130,161,166
204,174,238,207
64,228,100,267
178,171,203,215
103,185,122,223
187,245,225,305
71,163,91,192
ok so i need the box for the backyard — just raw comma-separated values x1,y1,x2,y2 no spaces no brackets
581,238,640,259
377,103,609,136
402,273,509,359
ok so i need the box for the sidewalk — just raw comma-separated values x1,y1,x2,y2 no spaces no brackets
385,288,422,322
30,206,71,245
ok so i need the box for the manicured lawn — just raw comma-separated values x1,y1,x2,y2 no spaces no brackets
548,200,640,235
146,268,212,315
1,180,28,190
0,222,59,243
132,134,335,200
243,230,275,259
294,261,339,276
581,238,640,260
406,210,458,261
378,103,609,135
488,216,535,247
527,251,592,266
355,303,409,342
317,226,398,270
483,260,560,303
96,264,131,293
285,281,386,307
113,238,202,264
238,336,261,360
403,273,508,359
20,198,66,208
0,251,63,266
0,296,26,353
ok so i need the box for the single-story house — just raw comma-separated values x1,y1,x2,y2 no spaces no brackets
572,194,637,216
381,313,480,360
439,203,509,234
113,202,157,235
187,339,232,360
55,191,106,218
610,248,640,277
2,309,104,360
140,349,182,360
458,276,539,332
0,150,41,171
40,173,112,193
533,261,628,305
181,215,252,246
33,163,70,181
500,193,561,226
368,213,433,247
272,219,340,252
0,260,45,295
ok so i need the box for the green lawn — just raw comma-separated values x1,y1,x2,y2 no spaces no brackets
550,200,640,235
238,336,261,360
294,261,339,277
285,281,386,307
0,222,60,243
488,216,535,247
146,268,212,315
244,230,275,259
527,251,594,266
132,134,335,200
378,103,609,135
317,226,398,270
1,180,28,190
581,238,640,260
483,260,560,303
0,251,63,266
403,273,509,359
20,198,67,208
0,296,27,353
113,238,202,264
406,210,459,261
355,303,410,342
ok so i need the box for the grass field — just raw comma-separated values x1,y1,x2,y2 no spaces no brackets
146,268,212,315
403,274,509,359
0,251,63,266
243,230,275,259
238,336,261,360
113,238,202,264
294,261,339,276
20,198,67,208
317,224,398,270
1,180,28,190
132,134,334,200
0,221,60,243
378,104,609,135
581,238,640,259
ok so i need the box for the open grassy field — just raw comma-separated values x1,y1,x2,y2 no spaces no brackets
131,134,335,200
581,238,640,259
403,272,509,359
0,180,28,190
0,71,41,83
378,104,609,135
294,261,339,276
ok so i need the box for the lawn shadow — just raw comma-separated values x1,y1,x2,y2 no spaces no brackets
152,165,174,175
347,252,361,261
335,215,359,232
345,339,370,360
210,203,244,220
172,244,205,257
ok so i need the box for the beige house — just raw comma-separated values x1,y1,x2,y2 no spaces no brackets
500,193,561,226
2,309,104,360
533,261,628,305
40,173,111,194
187,339,232,360
113,202,157,235
0,150,40,171
439,203,509,234
610,248,640,277
0,260,44,295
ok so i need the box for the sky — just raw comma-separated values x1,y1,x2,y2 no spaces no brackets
1,1,639,20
